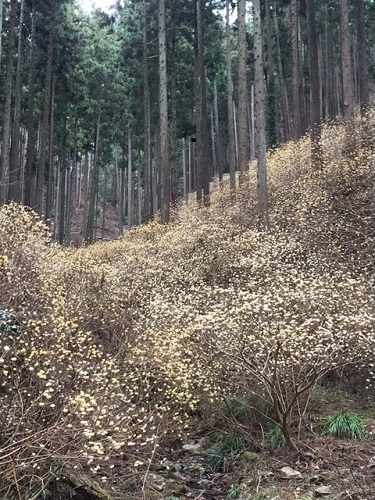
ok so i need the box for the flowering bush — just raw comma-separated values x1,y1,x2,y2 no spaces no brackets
0,115,373,495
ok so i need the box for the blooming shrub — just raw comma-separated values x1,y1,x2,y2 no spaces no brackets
0,115,374,495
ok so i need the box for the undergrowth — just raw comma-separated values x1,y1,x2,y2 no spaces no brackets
0,114,374,496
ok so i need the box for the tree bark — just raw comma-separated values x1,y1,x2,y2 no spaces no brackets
195,0,210,205
170,12,178,204
159,0,170,222
127,129,133,229
306,0,322,168
213,79,223,182
226,0,236,191
45,72,56,226
273,2,291,142
36,20,54,216
253,0,269,229
290,0,301,140
0,0,3,69
86,115,101,244
237,0,249,182
142,0,151,222
8,0,25,203
340,0,355,155
58,123,67,245
0,0,17,204
24,0,37,208
265,0,277,147
355,0,369,114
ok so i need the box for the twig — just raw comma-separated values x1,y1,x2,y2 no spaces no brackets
10,458,22,500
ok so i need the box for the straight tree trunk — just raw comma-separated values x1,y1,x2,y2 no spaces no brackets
127,130,133,229
340,0,355,155
237,0,249,181
58,122,67,245
159,0,170,222
0,0,17,204
9,0,25,203
24,0,36,207
306,0,322,168
188,139,192,193
137,169,142,225
142,0,151,222
170,13,178,204
213,79,223,182
101,169,107,240
290,0,301,140
355,0,369,113
273,3,291,141
65,145,77,246
45,72,55,225
233,101,239,168
0,0,3,69
82,151,90,237
86,115,100,244
298,15,307,135
118,162,124,235
265,0,277,147
182,138,187,200
253,0,269,229
195,0,210,204
152,133,159,216
36,23,54,215
226,0,236,191
249,83,255,156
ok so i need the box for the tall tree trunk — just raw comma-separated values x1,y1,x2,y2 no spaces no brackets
137,169,142,225
290,0,301,140
142,0,151,222
127,129,133,229
9,0,25,202
58,122,67,245
226,0,236,191
265,0,277,147
170,12,178,204
65,144,77,246
45,72,55,226
213,79,223,182
36,23,54,215
340,0,355,155
306,0,322,168
0,0,17,204
237,0,249,181
273,2,291,141
253,0,269,229
195,0,210,204
355,0,369,114
182,138,187,200
0,0,3,69
118,162,124,235
101,168,107,239
86,115,100,244
159,0,170,222
82,151,89,238
24,0,36,208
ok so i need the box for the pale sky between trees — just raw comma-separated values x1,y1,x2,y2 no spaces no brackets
79,0,115,13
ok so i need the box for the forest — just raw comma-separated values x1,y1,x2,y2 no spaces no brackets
0,0,374,498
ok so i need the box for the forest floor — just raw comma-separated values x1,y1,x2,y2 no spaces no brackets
50,382,374,500
121,385,375,500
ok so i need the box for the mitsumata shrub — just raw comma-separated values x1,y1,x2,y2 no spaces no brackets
0,115,374,496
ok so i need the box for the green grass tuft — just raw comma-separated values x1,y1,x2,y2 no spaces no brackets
322,413,366,439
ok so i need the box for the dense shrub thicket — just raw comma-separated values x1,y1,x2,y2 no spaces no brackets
0,115,374,496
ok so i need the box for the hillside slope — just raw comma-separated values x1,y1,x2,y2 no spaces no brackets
0,115,374,499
